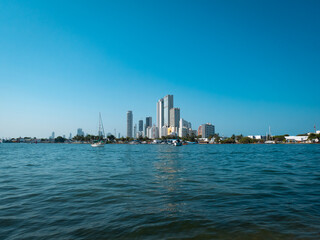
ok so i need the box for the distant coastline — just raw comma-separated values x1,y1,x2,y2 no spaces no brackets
2,131,320,145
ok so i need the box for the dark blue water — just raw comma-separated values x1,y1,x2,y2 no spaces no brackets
1,144,320,239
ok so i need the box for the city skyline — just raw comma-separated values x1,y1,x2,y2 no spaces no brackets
1,1,319,138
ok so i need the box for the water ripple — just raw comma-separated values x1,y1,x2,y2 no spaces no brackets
0,144,320,239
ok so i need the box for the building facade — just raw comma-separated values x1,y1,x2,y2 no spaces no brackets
170,108,180,128
127,111,133,138
157,98,164,135
77,128,84,136
145,116,152,135
134,124,137,139
146,117,152,128
163,95,173,127
198,125,202,137
138,120,143,132
201,123,215,138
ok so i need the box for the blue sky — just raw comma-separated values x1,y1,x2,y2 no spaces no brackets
0,0,319,138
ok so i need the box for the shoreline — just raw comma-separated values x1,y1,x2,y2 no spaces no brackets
1,142,319,145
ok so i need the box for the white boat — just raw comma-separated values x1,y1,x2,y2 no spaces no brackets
91,113,105,148
173,140,182,146
265,126,275,144
91,141,104,147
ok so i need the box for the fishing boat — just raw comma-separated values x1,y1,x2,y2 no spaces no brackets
91,113,105,147
173,140,182,146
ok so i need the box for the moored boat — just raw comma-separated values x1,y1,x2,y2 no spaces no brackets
173,140,182,146
91,113,105,148
91,141,105,147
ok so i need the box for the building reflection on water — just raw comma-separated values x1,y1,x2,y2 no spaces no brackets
153,145,187,217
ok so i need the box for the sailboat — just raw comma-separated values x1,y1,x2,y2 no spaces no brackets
91,113,105,147
265,126,275,144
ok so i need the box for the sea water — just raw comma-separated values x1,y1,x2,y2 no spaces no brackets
1,144,319,239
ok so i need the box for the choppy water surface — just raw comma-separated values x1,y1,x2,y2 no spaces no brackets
0,144,320,239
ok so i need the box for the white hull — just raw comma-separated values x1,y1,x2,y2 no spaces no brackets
91,143,104,147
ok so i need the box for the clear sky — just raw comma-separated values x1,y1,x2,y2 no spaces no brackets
0,0,319,138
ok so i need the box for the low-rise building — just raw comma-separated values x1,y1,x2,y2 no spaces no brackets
248,135,265,140
285,136,308,143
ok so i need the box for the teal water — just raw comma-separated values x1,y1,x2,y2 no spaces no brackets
0,144,320,239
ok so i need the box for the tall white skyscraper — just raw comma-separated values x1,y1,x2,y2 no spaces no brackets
157,95,174,137
163,95,173,127
127,111,133,138
157,98,164,136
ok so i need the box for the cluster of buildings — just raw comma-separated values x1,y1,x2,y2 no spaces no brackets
126,94,215,139
49,131,72,140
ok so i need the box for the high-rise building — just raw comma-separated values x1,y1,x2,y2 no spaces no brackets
146,117,152,127
145,116,152,135
163,95,173,127
139,120,143,132
127,111,133,138
52,132,55,139
201,123,215,138
69,133,72,139
134,124,137,139
157,95,173,137
170,108,180,128
77,128,84,136
157,98,164,133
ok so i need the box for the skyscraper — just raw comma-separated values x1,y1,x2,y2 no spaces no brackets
139,120,143,132
157,98,164,131
134,124,137,138
77,128,84,136
146,117,152,128
127,111,133,138
145,116,152,135
170,108,180,128
163,95,173,127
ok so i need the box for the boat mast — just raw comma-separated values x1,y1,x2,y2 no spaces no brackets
269,126,272,140
99,112,105,139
